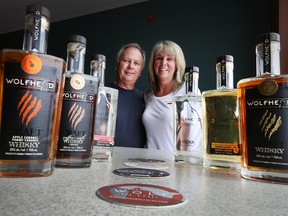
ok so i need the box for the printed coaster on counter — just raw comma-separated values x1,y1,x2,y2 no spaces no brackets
96,183,186,208
113,168,170,178
124,158,169,170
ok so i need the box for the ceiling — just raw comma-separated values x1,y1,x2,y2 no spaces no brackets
0,0,148,35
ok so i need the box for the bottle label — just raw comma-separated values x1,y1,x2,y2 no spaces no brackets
93,135,114,147
220,59,227,87
0,59,58,160
57,75,97,155
205,95,240,155
175,99,202,152
263,36,271,73
93,88,118,147
32,7,42,52
245,81,288,169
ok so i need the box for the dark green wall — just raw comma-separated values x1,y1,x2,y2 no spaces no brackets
0,0,276,91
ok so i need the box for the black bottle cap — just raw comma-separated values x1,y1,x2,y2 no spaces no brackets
217,55,234,63
69,34,87,45
26,4,51,19
92,54,106,62
256,32,280,45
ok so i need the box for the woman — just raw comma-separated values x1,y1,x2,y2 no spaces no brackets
142,40,186,152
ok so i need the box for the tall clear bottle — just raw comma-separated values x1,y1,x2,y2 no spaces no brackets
56,35,99,168
173,66,203,165
0,4,66,177
90,56,119,162
202,55,241,170
238,32,288,183
92,86,118,162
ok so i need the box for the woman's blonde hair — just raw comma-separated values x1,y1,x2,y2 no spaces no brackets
147,40,186,96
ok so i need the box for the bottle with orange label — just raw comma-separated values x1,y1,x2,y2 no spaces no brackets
0,4,66,177
56,35,99,168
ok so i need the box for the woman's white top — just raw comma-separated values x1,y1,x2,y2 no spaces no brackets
142,85,185,152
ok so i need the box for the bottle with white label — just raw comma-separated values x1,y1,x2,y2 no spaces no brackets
92,86,118,162
56,34,99,168
173,66,203,165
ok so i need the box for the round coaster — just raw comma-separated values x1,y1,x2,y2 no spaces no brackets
96,183,185,208
113,168,170,178
124,158,169,170
127,158,166,163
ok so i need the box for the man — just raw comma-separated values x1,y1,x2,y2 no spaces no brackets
107,43,146,148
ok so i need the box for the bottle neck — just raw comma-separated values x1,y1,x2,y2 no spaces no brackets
66,42,86,73
185,71,199,95
90,58,106,86
22,6,50,54
256,40,280,76
216,60,234,89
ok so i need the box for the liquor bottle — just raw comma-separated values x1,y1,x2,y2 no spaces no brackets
56,35,99,168
0,4,66,177
202,55,240,170
238,32,288,183
89,53,118,162
92,86,118,162
173,66,203,165
90,54,106,86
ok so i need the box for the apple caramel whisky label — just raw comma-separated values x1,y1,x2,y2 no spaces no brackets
205,96,240,155
57,76,97,154
245,84,288,168
5,56,56,91
0,61,58,160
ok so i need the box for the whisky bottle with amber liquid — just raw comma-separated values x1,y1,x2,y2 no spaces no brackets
0,4,66,177
202,55,241,171
56,35,99,167
238,32,288,183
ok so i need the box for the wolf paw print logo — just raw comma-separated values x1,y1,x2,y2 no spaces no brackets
260,110,282,140
18,91,42,126
68,102,85,129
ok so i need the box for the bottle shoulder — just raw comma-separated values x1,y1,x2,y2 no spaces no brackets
65,71,99,82
237,74,288,87
173,93,202,102
1,48,65,63
202,88,237,97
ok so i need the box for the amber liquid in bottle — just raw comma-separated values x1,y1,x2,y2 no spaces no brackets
0,51,65,177
238,33,288,183
56,35,99,167
0,5,65,177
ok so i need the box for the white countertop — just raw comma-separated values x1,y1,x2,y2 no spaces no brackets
0,147,287,216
